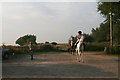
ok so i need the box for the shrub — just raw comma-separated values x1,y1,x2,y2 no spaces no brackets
84,42,108,51
105,46,120,54
51,42,57,45
36,44,56,51
45,41,49,44
3,45,29,54
56,44,68,52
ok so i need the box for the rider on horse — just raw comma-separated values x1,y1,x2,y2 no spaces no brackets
75,31,84,50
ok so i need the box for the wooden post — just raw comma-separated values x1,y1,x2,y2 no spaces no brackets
109,11,113,47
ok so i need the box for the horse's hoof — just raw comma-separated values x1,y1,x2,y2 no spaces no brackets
78,60,81,62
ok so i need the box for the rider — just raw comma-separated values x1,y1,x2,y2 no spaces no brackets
75,31,84,47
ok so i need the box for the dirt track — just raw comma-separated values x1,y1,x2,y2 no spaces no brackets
2,52,119,78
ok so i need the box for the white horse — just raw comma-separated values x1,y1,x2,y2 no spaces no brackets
75,36,84,62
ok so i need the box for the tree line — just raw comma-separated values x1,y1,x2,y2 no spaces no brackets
83,2,120,45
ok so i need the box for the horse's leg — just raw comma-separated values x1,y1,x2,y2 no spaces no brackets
76,44,79,61
75,48,77,55
79,52,82,62
77,43,82,62
81,45,85,63
70,49,72,54
69,49,71,54
76,48,79,60
81,52,84,63
69,48,72,54
77,48,82,62
71,48,73,55
72,47,75,55
72,47,74,55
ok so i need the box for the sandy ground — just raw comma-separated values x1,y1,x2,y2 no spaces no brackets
2,52,119,78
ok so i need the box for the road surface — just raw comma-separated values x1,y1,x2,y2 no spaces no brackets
2,52,119,78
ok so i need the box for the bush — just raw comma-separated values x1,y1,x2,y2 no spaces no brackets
36,44,68,52
105,46,120,54
84,42,108,51
36,44,56,51
55,44,68,52
45,41,49,44
51,42,57,45
3,45,29,54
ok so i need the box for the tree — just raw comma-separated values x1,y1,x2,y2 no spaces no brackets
97,2,120,44
97,2,120,21
45,41,49,44
16,34,37,46
91,22,110,42
51,42,58,45
84,34,94,43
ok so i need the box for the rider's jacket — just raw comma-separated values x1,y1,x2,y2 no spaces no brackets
77,35,84,43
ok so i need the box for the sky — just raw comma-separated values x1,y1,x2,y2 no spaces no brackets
1,2,104,45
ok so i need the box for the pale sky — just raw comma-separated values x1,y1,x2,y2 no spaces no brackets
1,2,104,45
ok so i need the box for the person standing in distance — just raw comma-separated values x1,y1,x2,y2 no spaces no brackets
28,42,34,60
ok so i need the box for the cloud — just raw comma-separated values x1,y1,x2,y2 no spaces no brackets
2,2,104,44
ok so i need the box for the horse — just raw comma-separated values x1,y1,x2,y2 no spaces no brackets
76,38,85,62
69,37,77,55
70,40,75,55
